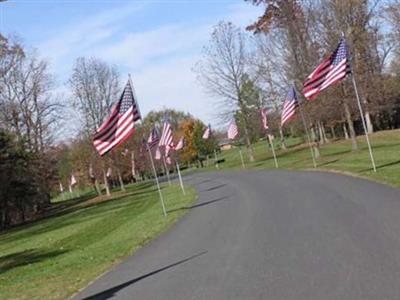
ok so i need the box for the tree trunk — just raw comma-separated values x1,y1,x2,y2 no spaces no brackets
322,123,329,143
343,102,358,150
310,126,320,159
94,179,102,196
103,169,111,196
242,123,255,162
330,126,336,139
365,111,374,133
117,167,125,192
279,126,287,150
318,121,325,145
343,123,349,139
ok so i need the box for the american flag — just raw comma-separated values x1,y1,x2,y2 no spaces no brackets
260,108,269,130
174,136,184,150
303,38,351,100
155,146,161,160
147,126,160,149
159,116,173,147
93,79,141,156
281,86,299,126
227,120,239,140
202,125,211,139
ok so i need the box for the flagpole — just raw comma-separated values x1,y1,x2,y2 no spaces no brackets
267,134,279,168
214,149,219,169
239,147,245,169
299,105,317,168
162,155,171,185
176,161,186,195
351,75,377,172
146,143,167,216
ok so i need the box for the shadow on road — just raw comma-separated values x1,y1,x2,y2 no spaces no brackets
81,251,208,300
200,184,226,192
167,196,230,213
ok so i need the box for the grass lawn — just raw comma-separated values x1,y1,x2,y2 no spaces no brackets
211,129,400,188
0,182,196,300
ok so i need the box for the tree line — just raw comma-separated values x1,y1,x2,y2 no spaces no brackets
1,0,400,228
195,0,400,159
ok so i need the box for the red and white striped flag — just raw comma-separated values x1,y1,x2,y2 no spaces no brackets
159,116,173,148
202,125,211,139
260,108,269,130
303,38,351,100
227,120,239,140
281,86,299,126
174,137,184,150
93,78,141,156
155,147,161,160
147,126,160,149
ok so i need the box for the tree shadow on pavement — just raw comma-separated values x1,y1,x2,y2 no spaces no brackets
80,251,208,300
167,196,230,213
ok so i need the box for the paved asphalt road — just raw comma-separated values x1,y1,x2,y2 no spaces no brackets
73,170,400,300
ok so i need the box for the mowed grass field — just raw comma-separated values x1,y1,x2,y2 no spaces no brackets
0,182,196,300
212,129,400,187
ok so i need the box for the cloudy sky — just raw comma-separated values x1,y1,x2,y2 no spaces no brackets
1,0,263,135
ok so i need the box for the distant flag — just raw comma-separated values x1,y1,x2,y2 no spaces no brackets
303,38,351,100
106,167,112,178
202,124,211,139
260,108,269,130
70,175,77,186
227,120,239,140
281,86,299,127
155,147,162,160
174,137,184,150
159,116,173,148
147,126,160,149
93,78,141,156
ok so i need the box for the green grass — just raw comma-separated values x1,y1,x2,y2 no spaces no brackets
0,182,196,300
212,129,400,188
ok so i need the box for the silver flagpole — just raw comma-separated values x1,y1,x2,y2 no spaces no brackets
267,134,279,168
176,161,186,195
239,147,245,169
299,105,317,168
147,143,167,216
351,75,377,172
162,155,171,185
214,149,219,169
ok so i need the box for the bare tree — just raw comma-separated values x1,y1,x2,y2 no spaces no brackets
0,35,61,154
68,57,121,195
195,22,255,161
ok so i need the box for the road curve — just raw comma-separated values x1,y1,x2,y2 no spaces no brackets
73,170,400,300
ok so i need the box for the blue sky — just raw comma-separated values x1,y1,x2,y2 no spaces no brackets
1,0,263,135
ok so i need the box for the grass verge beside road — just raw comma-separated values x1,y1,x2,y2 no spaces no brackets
212,129,400,188
0,183,196,300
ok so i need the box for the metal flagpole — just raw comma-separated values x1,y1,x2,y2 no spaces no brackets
267,134,279,168
239,147,245,169
176,161,186,195
146,143,167,216
162,155,171,185
351,75,377,172
214,149,219,169
299,105,317,168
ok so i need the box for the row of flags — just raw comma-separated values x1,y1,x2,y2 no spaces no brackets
87,36,369,176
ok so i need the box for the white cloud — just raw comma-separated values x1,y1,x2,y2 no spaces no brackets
35,1,263,137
